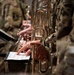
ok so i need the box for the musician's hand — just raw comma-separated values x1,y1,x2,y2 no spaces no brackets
17,40,40,56
17,21,33,39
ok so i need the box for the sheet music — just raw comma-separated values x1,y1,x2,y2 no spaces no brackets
7,52,30,60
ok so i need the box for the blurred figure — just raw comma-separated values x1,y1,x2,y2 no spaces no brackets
17,22,40,56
